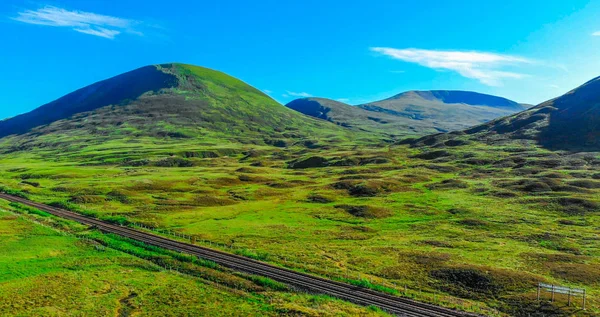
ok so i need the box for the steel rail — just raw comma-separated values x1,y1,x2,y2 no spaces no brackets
0,193,482,317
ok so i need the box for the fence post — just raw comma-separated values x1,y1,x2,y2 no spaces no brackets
568,289,571,306
537,283,541,301
583,289,586,310
551,284,555,302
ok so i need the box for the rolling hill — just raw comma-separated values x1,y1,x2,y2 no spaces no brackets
0,64,357,157
286,91,528,137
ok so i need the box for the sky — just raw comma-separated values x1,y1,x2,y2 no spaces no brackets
1,0,600,120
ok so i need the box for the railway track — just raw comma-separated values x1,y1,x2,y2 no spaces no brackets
0,193,482,317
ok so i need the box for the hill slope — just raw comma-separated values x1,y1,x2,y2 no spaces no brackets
412,76,600,151
0,64,356,156
0,66,179,138
286,91,527,137
285,97,414,135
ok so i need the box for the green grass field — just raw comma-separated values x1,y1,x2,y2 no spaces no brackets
0,202,389,316
1,134,598,316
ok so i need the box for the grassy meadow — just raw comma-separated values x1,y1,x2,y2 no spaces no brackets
0,63,598,316
1,132,598,316
0,200,390,316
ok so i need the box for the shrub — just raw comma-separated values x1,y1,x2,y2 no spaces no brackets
426,179,469,190
335,205,392,219
288,156,329,169
306,193,334,203
154,157,194,167
413,150,451,160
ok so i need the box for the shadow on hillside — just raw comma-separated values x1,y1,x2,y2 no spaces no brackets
0,66,178,138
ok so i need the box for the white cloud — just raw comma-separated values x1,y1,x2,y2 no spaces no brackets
371,47,532,86
593,31,600,36
73,27,121,39
263,89,273,94
286,91,312,98
12,6,140,39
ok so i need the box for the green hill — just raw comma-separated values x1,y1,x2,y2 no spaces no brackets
411,76,600,151
0,64,357,159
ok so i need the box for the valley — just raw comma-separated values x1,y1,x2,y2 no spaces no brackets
0,64,598,316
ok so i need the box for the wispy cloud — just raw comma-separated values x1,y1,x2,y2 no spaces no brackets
263,89,273,94
371,47,532,86
12,6,140,39
286,91,312,98
593,31,600,36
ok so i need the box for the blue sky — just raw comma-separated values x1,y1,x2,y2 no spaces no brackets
2,0,600,119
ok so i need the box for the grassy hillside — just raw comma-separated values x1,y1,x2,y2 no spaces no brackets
0,63,363,155
285,91,528,138
420,76,600,152
0,64,372,165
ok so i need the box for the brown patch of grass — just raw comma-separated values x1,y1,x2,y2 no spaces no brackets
69,195,105,204
568,179,600,189
426,179,469,190
550,264,600,284
413,150,451,160
458,218,490,227
207,177,243,186
130,180,191,192
555,197,600,215
334,205,392,219
418,240,454,248
306,193,335,203
238,174,272,183
332,179,403,197
193,196,238,207
431,265,539,298
267,180,312,188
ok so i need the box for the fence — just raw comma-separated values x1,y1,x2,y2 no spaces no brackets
538,282,586,309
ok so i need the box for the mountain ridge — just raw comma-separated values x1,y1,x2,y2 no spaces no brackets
384,90,526,111
286,90,528,137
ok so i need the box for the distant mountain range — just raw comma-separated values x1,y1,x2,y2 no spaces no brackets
286,91,529,137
